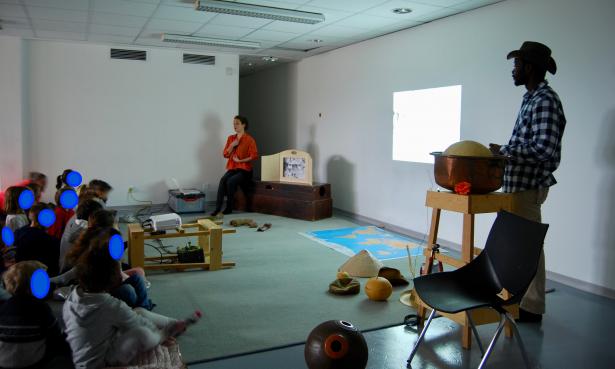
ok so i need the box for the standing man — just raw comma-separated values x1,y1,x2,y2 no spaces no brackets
490,41,566,322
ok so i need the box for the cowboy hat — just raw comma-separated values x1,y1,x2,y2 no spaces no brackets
507,41,557,74
378,267,409,286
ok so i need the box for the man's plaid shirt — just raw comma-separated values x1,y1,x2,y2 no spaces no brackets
500,81,566,193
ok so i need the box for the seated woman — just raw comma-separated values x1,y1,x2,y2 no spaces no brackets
211,115,259,215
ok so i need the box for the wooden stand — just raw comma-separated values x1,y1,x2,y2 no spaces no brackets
127,219,236,272
416,190,516,349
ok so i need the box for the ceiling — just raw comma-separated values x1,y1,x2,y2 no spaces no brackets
0,0,503,75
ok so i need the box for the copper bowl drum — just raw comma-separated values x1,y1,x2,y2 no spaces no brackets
431,152,507,194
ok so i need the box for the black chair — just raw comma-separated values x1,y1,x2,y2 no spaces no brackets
407,211,549,369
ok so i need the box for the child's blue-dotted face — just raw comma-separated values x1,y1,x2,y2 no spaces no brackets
18,189,35,210
65,170,82,187
60,189,79,209
108,234,124,261
30,269,50,299
2,226,14,246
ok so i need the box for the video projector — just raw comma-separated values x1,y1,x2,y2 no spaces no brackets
148,213,182,231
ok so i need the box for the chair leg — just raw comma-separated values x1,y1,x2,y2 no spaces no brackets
466,312,485,357
477,313,506,369
503,312,532,369
407,309,437,368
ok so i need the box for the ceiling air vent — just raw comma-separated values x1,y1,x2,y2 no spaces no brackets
183,53,216,65
110,48,146,61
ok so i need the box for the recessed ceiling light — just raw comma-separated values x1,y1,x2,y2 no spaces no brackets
248,62,253,66
392,8,412,14
262,56,278,62
309,39,324,43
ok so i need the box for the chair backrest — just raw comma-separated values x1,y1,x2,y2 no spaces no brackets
483,211,549,299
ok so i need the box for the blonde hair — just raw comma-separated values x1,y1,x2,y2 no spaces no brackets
2,260,47,296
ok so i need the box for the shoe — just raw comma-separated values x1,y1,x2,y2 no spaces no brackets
222,208,233,215
210,210,221,216
230,219,257,228
517,308,543,323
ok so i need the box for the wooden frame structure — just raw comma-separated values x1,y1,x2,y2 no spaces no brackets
261,149,313,185
127,219,236,272
416,190,516,349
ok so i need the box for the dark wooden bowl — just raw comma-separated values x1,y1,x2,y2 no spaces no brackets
431,152,506,194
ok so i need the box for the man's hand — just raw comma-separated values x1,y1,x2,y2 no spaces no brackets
489,143,501,155
232,155,241,163
230,139,240,148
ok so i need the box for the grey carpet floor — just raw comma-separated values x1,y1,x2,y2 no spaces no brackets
140,212,421,364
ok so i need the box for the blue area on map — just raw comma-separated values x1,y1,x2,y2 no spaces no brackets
306,226,423,260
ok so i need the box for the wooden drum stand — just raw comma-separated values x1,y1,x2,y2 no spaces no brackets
416,190,516,349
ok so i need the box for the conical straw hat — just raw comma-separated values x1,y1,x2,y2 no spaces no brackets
338,249,383,277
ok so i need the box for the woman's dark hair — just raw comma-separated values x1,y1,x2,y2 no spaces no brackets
56,169,73,190
28,172,46,182
75,227,122,293
88,179,113,193
234,115,249,131
4,186,26,214
76,198,103,221
88,209,115,229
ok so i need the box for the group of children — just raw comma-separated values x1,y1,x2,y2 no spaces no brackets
0,171,201,368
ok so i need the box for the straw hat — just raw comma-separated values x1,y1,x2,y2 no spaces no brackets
399,289,418,308
338,250,383,277
328,277,361,295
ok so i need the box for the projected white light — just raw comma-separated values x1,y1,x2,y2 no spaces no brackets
392,85,462,164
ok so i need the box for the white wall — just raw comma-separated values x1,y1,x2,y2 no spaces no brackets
0,36,24,190
240,0,615,291
22,40,238,205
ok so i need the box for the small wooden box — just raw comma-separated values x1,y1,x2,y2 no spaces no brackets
235,181,332,221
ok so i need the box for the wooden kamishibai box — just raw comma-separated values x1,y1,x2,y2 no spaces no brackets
235,180,332,221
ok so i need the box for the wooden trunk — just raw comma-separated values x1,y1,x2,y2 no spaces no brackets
235,181,332,221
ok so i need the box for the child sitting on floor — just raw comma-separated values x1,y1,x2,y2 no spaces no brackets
59,198,103,272
78,179,113,208
63,227,201,369
3,186,29,232
0,261,67,368
52,210,153,309
14,202,61,276
47,187,76,240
